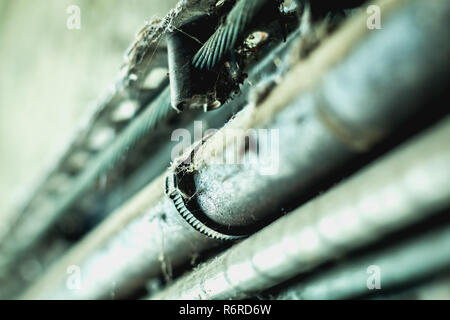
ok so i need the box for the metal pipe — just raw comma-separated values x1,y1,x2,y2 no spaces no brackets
151,117,450,299
20,0,450,299
191,0,450,230
273,220,450,300
372,274,450,300
1,1,300,272
1,10,300,299
21,175,224,299
0,0,223,278
0,88,173,277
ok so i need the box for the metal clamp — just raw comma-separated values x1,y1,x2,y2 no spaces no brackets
165,138,248,241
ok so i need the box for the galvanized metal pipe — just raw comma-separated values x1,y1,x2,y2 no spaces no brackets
0,4,300,277
20,0,450,299
3,13,300,299
20,176,223,299
192,0,450,230
18,27,295,294
273,220,450,300
151,117,450,299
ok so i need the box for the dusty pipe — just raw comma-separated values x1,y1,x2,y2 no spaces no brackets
273,220,450,300
2,13,299,299
191,0,450,230
20,178,224,299
151,117,450,299
3,15,302,300
0,6,300,283
20,0,450,299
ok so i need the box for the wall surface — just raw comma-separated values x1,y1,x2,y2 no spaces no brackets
0,0,177,231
